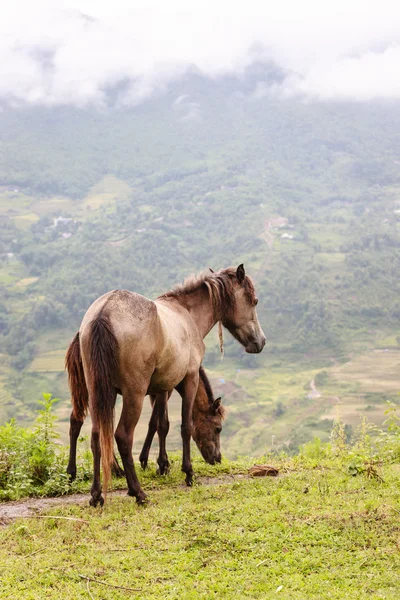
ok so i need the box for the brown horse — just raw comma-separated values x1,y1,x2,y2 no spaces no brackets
78,264,265,506
65,333,225,480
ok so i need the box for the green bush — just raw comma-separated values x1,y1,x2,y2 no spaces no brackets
0,393,91,500
297,403,400,479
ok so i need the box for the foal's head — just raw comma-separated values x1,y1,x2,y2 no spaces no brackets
209,264,266,354
191,366,225,464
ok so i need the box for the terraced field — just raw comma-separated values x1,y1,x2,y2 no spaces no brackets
29,349,66,373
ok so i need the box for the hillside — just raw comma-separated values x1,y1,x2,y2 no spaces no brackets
1,455,399,599
1,70,400,454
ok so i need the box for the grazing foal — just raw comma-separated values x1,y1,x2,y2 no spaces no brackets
139,365,225,472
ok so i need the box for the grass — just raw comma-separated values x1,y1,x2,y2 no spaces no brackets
0,458,399,599
1,398,399,598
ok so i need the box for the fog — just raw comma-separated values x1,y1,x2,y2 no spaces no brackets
2,0,400,106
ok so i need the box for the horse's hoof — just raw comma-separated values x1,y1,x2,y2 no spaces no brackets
67,471,76,483
185,475,194,487
127,490,148,505
136,494,148,506
89,495,104,507
140,459,148,470
156,463,170,476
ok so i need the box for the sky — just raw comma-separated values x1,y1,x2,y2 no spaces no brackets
2,0,400,107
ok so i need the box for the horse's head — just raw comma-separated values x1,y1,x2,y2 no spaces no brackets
192,397,224,465
223,264,266,354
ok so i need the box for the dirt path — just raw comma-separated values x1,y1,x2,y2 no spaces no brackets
0,474,253,521
308,379,321,399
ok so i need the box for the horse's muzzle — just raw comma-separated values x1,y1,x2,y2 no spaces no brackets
245,336,266,354
201,448,222,465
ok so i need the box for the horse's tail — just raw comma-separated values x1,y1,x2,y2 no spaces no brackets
65,332,88,421
89,312,118,495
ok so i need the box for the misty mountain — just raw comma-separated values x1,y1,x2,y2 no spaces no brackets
1,66,400,452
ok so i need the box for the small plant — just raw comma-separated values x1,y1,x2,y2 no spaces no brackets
0,393,91,500
330,412,347,454
375,400,400,463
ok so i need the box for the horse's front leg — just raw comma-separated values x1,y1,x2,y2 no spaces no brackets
139,395,158,470
156,391,170,475
66,411,84,481
177,371,199,486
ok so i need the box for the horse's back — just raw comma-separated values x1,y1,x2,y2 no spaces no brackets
107,290,157,332
80,290,157,346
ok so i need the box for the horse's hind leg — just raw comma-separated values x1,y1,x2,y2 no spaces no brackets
89,412,104,507
115,392,147,504
139,395,158,470
66,411,84,482
88,389,117,507
156,392,170,475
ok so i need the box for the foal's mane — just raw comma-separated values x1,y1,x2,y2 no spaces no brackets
199,365,226,419
160,267,256,320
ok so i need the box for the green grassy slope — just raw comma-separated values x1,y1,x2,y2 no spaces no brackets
1,458,399,599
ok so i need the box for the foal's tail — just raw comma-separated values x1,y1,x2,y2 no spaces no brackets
89,313,119,494
65,332,89,421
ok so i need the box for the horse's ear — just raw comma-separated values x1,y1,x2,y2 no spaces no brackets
236,264,245,283
209,267,215,273
211,397,222,413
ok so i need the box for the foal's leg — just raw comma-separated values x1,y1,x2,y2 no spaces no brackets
139,395,158,470
111,453,125,478
177,371,199,486
67,410,124,480
115,392,147,504
66,411,83,482
156,391,170,475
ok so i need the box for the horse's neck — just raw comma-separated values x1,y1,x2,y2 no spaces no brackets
181,288,218,339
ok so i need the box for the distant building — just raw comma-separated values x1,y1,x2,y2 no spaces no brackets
53,216,73,228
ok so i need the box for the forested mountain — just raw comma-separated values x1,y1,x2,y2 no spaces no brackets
1,66,400,454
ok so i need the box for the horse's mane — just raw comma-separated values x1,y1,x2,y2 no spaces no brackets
199,365,226,419
160,267,256,321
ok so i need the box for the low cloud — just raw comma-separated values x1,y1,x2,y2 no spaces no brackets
2,0,400,106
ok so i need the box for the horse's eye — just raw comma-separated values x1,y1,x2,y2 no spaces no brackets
254,298,258,306
215,427,222,434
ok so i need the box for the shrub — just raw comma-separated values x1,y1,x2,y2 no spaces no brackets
0,393,91,500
